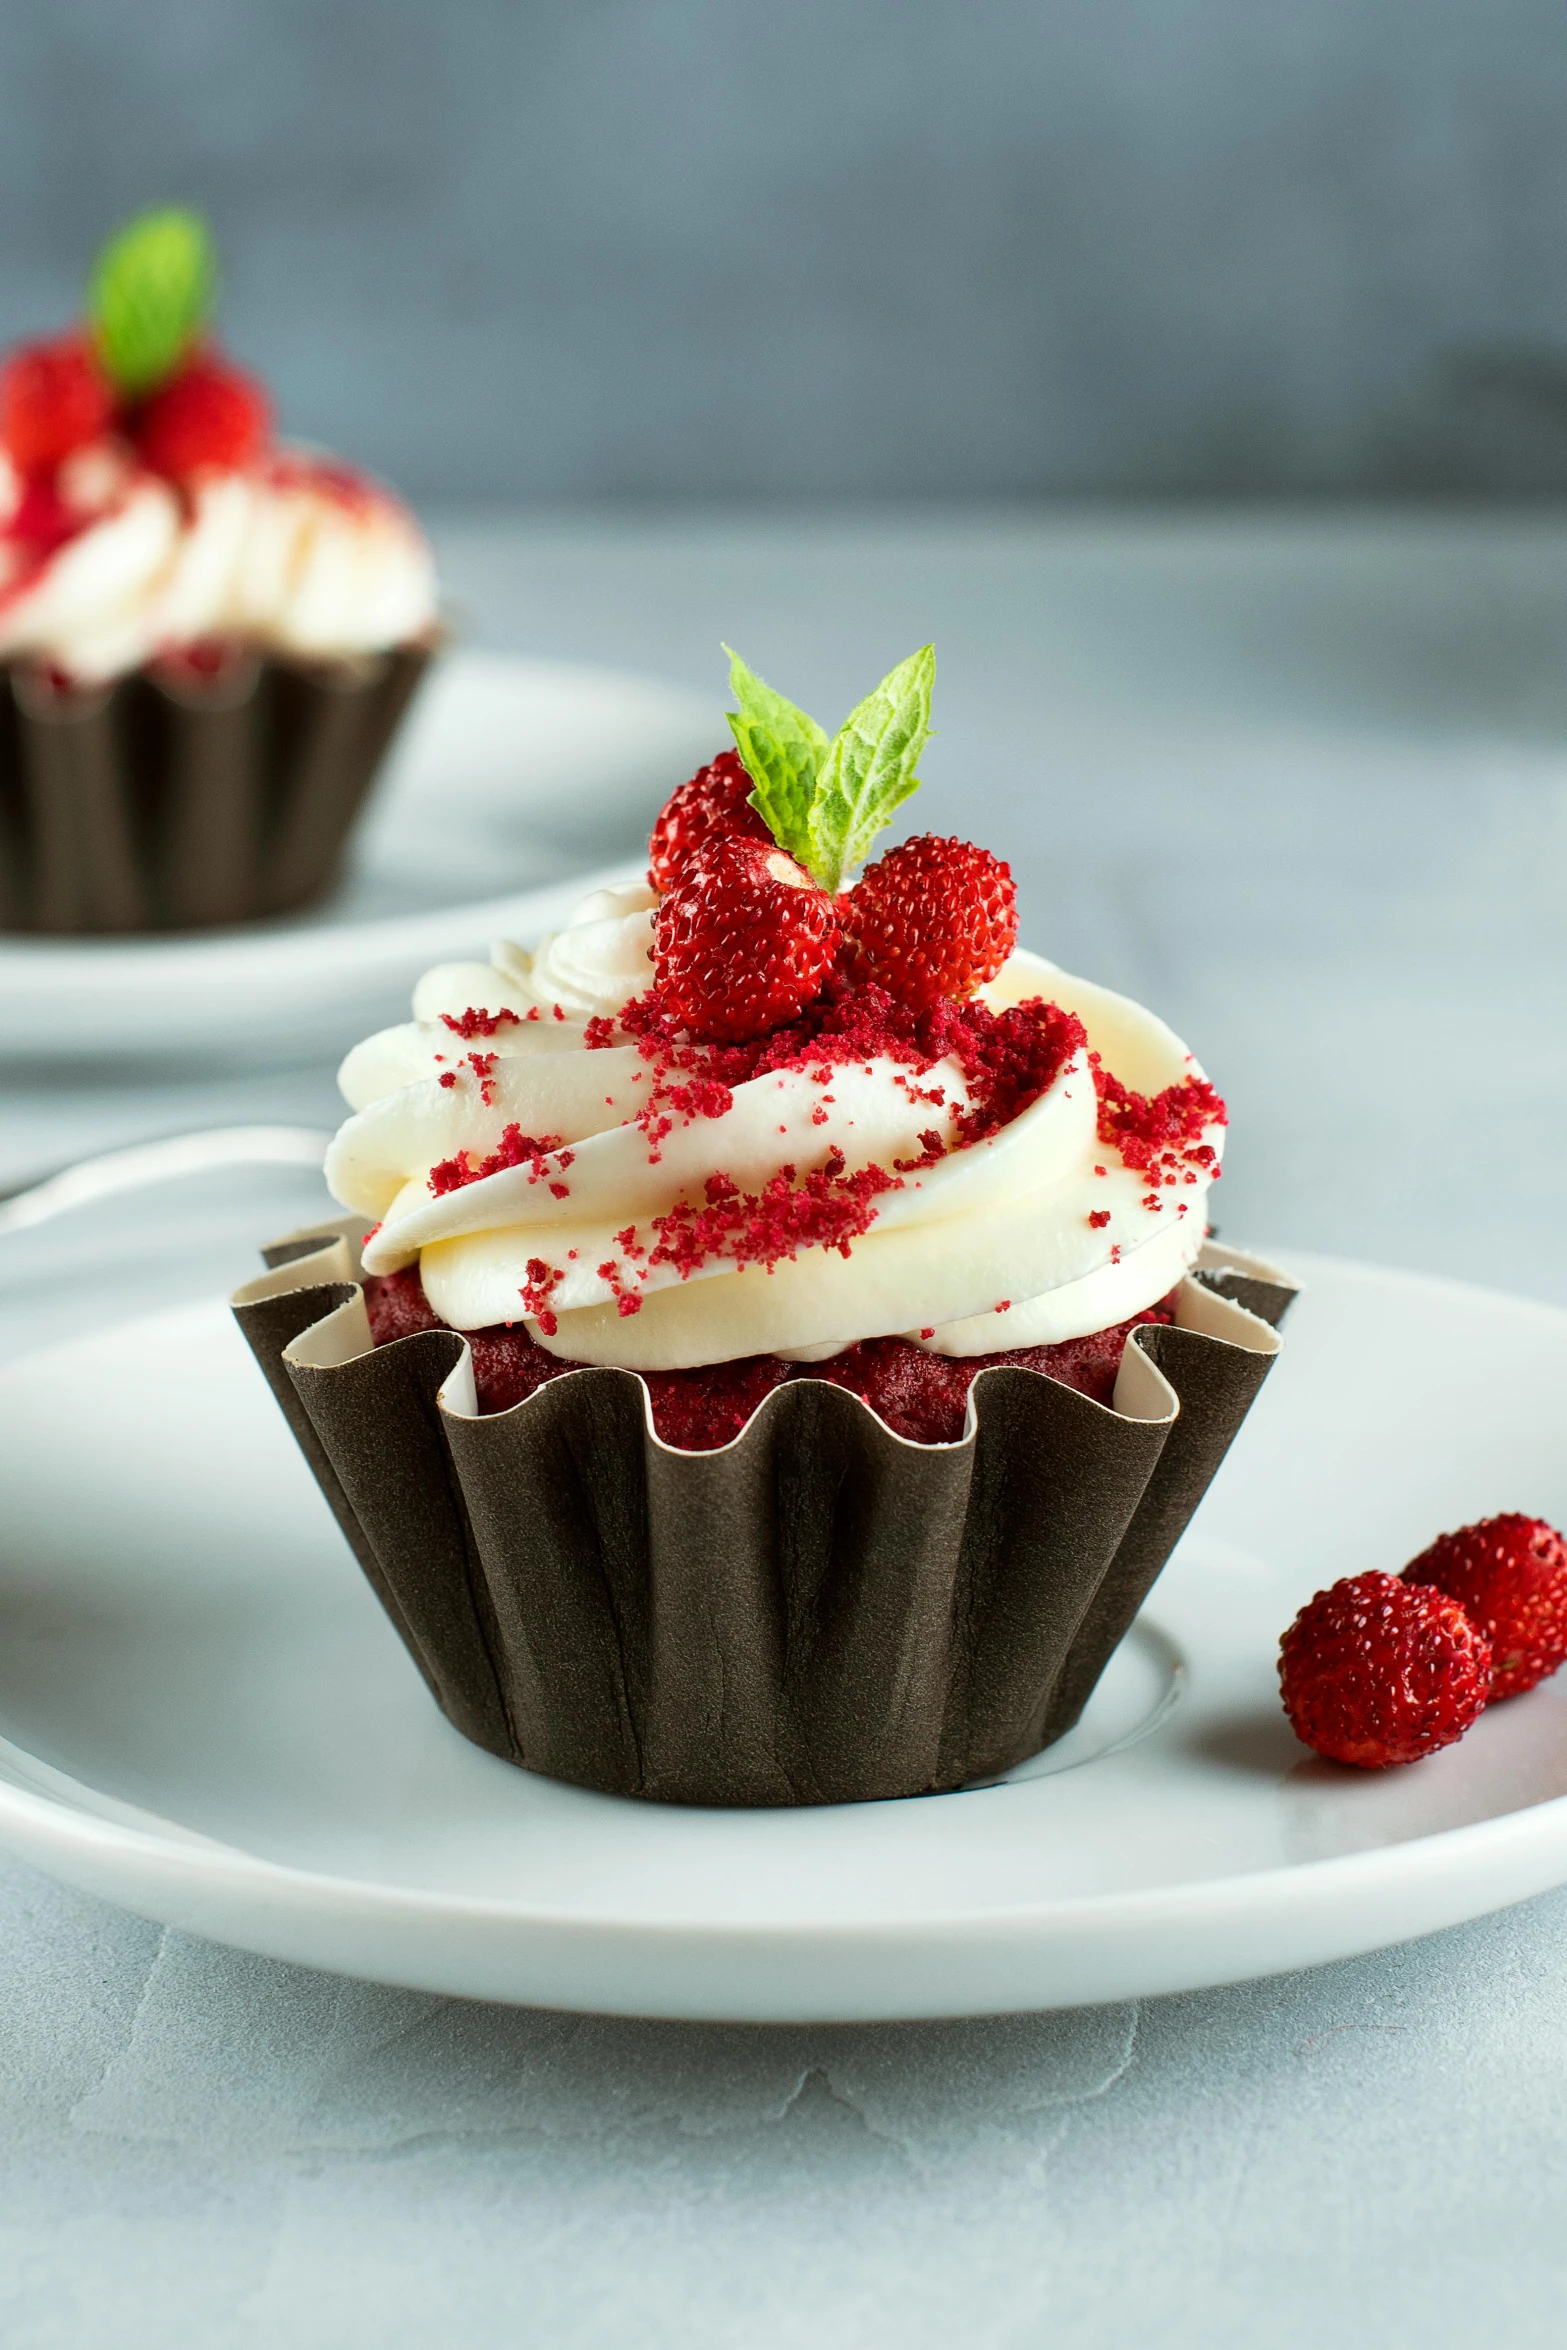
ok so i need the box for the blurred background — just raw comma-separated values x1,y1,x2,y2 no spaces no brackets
4,0,1567,504
5,0,1567,1311
6,15,1567,2341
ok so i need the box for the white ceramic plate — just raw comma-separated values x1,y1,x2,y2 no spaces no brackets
0,650,719,1060
0,1250,1564,2021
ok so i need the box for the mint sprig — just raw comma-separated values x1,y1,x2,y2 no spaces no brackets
89,208,215,395
807,645,933,894
724,645,827,869
724,643,934,894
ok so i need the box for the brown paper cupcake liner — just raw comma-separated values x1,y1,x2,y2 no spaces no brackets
0,640,433,935
232,1224,1294,1808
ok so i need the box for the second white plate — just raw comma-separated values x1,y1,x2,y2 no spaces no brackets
0,1251,1565,2018
0,650,719,1060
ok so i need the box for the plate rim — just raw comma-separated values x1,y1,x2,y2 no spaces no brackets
4,1245,1567,2015
0,647,716,1055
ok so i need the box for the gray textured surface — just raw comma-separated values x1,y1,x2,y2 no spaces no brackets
4,3,1567,496
3,508,1567,2337
1,1852,1564,2346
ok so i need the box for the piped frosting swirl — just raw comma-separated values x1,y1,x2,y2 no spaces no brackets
326,884,1226,1370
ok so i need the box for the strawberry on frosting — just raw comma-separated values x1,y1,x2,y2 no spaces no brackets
0,333,114,473
653,834,840,1041
326,645,1229,1380
843,834,1017,1009
647,747,773,892
135,350,272,479
0,207,435,684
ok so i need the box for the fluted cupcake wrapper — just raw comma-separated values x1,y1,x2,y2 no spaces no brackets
0,641,432,935
232,1222,1293,1808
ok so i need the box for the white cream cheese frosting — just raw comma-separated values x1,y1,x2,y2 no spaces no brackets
0,446,182,682
0,440,436,683
326,885,1226,1370
224,452,437,660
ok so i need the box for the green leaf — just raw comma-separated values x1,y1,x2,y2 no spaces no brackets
807,644,934,894
88,208,215,394
723,645,829,867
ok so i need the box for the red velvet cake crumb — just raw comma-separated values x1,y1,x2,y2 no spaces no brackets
641,1150,898,1281
640,1355,793,1450
363,1269,1179,1448
806,1298,1177,1444
440,1007,522,1039
428,1123,568,1197
467,1325,583,1414
361,1265,444,1345
610,972,1085,1147
1092,1061,1226,1205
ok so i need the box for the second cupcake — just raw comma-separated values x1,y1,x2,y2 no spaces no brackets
0,208,438,933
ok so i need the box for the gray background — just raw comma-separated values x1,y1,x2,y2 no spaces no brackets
4,0,1567,502
6,16,1567,2341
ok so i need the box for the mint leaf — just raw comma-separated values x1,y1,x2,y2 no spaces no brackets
807,644,934,894
89,208,215,394
723,645,828,866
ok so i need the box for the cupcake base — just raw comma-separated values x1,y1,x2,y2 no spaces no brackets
0,640,432,935
358,1262,1181,1442
233,1224,1293,1808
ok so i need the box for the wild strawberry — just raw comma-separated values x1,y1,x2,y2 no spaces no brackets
135,349,270,477
648,748,772,893
652,834,839,1042
0,334,115,472
1402,1514,1567,1700
1278,1571,1490,1768
842,834,1017,1010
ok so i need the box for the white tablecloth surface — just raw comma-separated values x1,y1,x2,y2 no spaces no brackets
2,507,1565,2346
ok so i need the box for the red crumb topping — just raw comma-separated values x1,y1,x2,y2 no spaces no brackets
440,1007,522,1039
584,972,1084,1189
492,979,1085,1305
362,1267,1178,1448
1092,1060,1226,1206
264,449,388,515
411,979,1220,1327
605,973,1084,1145
521,1257,565,1336
428,1123,567,1197
643,1149,898,1280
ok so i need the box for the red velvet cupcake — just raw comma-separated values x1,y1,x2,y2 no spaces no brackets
0,209,437,933
236,645,1290,1805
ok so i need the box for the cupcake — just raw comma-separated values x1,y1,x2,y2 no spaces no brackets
236,646,1291,1805
0,209,438,934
